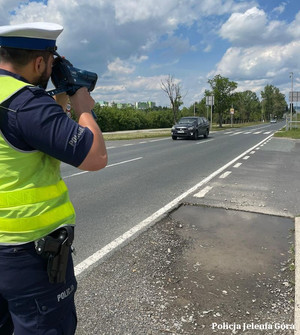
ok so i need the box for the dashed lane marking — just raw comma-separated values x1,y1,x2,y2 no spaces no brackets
219,171,232,179
194,186,213,198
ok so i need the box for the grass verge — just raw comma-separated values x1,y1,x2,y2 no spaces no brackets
103,130,171,141
274,128,300,139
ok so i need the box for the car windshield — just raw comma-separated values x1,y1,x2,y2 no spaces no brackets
178,118,196,124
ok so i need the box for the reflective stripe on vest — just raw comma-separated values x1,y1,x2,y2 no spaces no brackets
0,179,68,208
0,76,76,245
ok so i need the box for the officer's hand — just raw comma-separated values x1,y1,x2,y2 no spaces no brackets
69,87,95,118
54,92,68,112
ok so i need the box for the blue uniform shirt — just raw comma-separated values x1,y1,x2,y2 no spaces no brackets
0,69,93,167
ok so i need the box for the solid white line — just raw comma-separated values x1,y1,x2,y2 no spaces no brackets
64,157,143,179
149,138,169,142
64,171,89,179
194,186,213,198
195,139,214,145
219,171,232,179
74,133,274,277
295,217,300,334
106,157,143,168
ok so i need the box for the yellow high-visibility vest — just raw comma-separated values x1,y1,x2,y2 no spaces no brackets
0,76,75,245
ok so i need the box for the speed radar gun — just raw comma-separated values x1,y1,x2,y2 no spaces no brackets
47,52,98,97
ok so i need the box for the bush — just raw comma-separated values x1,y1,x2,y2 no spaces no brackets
92,104,173,132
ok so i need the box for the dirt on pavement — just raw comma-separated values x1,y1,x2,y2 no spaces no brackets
75,204,294,335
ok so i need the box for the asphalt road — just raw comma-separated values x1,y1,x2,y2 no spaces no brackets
60,122,284,267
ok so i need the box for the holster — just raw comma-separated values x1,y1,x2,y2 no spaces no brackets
35,226,74,284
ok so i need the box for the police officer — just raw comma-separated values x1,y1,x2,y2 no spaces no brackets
0,22,107,334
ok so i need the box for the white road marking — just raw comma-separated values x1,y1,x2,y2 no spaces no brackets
75,133,274,277
219,171,232,179
64,171,89,179
243,156,250,160
295,217,300,335
233,163,242,168
194,186,213,198
224,130,275,136
230,131,243,136
107,137,168,150
106,157,143,168
64,157,143,179
149,138,169,143
195,139,214,144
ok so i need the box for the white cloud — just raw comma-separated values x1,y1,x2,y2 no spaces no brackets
288,11,300,39
204,44,212,53
272,2,287,15
107,58,135,75
219,7,290,46
0,0,26,24
208,5,300,102
209,40,300,101
94,75,170,105
212,41,300,79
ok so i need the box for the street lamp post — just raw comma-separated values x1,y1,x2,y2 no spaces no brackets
290,72,294,128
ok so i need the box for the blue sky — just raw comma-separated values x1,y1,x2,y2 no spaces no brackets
1,0,300,107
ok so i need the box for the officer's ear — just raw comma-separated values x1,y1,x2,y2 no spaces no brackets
33,56,46,75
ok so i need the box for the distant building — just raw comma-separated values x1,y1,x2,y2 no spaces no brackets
116,103,134,109
147,101,156,109
135,101,156,110
98,100,156,109
98,100,109,107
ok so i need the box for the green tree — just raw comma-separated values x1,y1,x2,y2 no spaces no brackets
207,74,237,127
261,85,287,121
184,99,209,119
232,91,261,122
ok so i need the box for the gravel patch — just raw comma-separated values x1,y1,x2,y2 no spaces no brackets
75,205,294,335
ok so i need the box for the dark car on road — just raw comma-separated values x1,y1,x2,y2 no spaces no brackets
171,116,210,140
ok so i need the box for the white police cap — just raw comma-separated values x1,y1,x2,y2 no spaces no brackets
0,22,63,52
